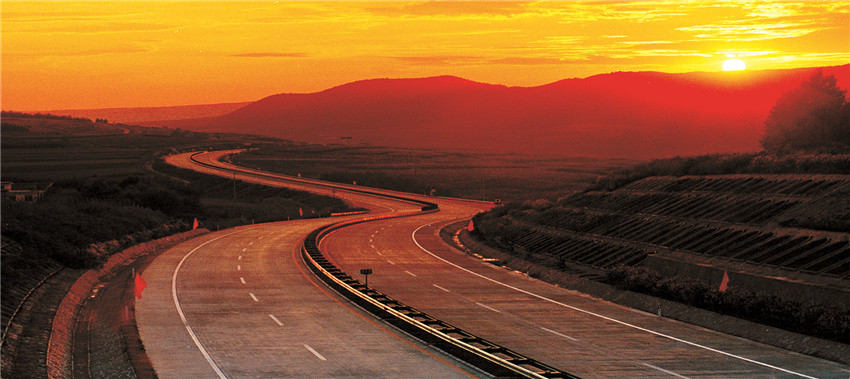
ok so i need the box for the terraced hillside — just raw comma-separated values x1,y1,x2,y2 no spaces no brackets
473,174,850,307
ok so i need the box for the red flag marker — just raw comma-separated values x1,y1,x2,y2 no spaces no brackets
299,207,304,217
719,271,729,292
192,218,199,230
467,219,475,232
134,273,147,299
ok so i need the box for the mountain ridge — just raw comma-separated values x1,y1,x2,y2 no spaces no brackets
196,65,848,157
47,65,850,158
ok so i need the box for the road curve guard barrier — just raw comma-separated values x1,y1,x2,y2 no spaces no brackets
185,150,576,377
301,216,579,379
188,151,440,212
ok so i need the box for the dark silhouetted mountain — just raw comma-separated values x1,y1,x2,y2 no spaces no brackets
164,66,850,157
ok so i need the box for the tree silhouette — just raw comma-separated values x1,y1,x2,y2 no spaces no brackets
761,71,849,153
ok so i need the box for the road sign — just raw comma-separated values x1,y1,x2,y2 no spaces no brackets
360,268,372,287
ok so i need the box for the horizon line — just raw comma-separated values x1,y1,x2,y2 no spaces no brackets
15,63,850,113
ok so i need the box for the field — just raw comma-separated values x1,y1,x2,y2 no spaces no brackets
232,144,641,202
1,115,258,181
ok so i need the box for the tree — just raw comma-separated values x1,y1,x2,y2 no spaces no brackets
761,71,849,153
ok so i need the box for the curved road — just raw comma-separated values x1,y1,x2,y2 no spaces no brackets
323,215,849,378
138,151,484,378
139,150,849,378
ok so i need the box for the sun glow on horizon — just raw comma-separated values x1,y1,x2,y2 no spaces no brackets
1,1,847,110
723,59,747,71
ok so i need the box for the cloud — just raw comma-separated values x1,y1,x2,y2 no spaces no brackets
391,55,484,65
3,20,170,34
6,45,151,57
367,2,532,18
391,55,571,66
490,57,567,65
678,20,821,41
228,53,307,58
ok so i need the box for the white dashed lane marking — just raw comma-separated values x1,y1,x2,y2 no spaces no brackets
304,344,327,361
269,314,283,326
541,327,578,341
642,363,691,378
476,302,500,313
432,284,450,292
249,293,259,302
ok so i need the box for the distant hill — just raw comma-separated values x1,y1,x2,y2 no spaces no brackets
61,65,850,158
46,102,251,125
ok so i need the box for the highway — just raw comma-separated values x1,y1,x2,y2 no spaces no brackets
138,151,484,378
137,150,849,378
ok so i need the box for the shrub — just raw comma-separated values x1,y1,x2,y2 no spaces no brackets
605,264,849,343
607,265,662,293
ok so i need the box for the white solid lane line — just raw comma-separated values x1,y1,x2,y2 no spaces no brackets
269,314,283,326
172,230,244,379
304,344,327,361
249,293,259,302
642,363,691,379
410,223,818,379
540,327,578,341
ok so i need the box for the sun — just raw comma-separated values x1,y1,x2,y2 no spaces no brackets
723,59,746,71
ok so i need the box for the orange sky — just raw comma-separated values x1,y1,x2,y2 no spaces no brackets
2,1,848,111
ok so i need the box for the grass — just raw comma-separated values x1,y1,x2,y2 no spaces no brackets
233,144,640,202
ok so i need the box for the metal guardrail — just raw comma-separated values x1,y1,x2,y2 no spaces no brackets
183,150,578,378
301,216,579,379
188,151,439,211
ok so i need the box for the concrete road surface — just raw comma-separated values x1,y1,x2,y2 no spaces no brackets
322,211,850,378
143,150,849,378
136,220,482,378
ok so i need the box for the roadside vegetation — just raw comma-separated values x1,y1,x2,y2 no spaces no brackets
468,72,850,343
151,159,360,226
606,265,848,343
1,114,361,341
232,144,638,202
590,152,850,192
2,176,194,269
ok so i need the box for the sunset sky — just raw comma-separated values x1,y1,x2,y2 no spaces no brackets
2,1,848,111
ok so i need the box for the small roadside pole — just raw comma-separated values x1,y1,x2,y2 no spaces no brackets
360,268,373,287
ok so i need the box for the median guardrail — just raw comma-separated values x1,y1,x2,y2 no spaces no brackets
188,151,439,211
184,150,577,378
301,215,578,379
